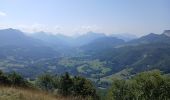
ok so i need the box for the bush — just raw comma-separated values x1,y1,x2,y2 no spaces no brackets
59,72,73,96
36,73,58,92
7,72,27,87
59,73,99,99
0,70,29,87
73,76,97,97
0,70,10,85
107,70,170,100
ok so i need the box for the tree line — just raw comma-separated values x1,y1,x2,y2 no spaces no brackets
0,70,98,99
0,70,170,100
0,70,30,87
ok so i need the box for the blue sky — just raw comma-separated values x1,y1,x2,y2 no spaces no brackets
0,0,170,36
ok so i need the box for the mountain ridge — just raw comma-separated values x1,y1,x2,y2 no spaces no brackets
0,28,170,88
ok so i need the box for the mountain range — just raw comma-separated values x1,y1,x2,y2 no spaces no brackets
0,28,170,88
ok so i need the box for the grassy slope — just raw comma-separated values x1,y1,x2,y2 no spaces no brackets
100,68,132,83
0,86,84,100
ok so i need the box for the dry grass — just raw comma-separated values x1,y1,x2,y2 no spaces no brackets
0,86,87,100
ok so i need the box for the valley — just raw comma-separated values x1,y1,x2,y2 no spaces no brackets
0,28,170,88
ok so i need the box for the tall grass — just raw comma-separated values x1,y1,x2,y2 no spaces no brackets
0,86,86,100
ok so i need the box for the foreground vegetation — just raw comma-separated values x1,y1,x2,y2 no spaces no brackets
0,70,170,100
36,72,98,99
0,86,57,100
106,70,170,100
0,70,98,100
0,86,94,100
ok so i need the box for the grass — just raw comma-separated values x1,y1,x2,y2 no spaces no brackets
58,58,80,67
0,86,86,100
77,64,88,73
100,68,132,83
77,59,111,75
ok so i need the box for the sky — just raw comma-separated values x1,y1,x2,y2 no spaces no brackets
0,0,170,36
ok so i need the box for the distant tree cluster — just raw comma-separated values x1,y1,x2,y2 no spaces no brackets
0,70,30,87
36,72,99,99
107,70,170,100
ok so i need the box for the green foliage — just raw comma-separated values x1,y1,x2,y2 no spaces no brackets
35,72,98,99
73,76,97,97
0,70,10,85
36,73,58,92
107,70,170,100
58,72,99,99
7,72,26,86
0,70,30,87
59,72,73,96
96,89,107,100
133,70,170,100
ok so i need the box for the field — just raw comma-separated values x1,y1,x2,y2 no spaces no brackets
0,86,85,100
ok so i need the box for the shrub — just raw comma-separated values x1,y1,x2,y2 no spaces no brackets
107,70,170,100
36,73,58,92
0,70,10,85
73,76,97,97
59,72,73,96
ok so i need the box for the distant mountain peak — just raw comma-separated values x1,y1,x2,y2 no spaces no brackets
163,30,170,37
5,28,16,30
139,33,158,40
2,28,21,33
146,33,158,37
110,33,137,41
148,33,156,35
82,31,106,37
0,28,25,37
